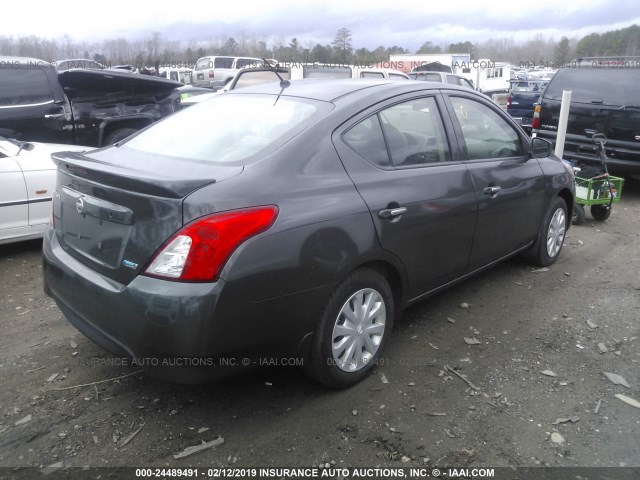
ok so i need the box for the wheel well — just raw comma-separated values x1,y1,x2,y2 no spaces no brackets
557,189,574,225
355,260,404,310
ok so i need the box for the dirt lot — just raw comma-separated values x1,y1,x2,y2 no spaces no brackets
1,179,639,477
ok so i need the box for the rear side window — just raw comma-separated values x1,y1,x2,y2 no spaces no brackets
0,69,53,106
544,67,640,105
214,57,234,69
235,58,260,69
343,116,389,167
343,97,451,167
450,97,523,160
195,58,211,70
379,97,451,166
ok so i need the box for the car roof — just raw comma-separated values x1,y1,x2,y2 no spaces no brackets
227,78,463,102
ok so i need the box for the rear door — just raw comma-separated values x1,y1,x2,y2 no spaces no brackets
333,93,477,299
444,92,545,270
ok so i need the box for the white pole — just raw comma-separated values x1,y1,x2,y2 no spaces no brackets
554,90,572,158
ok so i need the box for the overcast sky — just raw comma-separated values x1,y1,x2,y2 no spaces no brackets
6,0,640,50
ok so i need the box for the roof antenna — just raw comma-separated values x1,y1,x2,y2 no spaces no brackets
262,59,290,105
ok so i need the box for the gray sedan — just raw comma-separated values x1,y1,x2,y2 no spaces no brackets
43,79,574,388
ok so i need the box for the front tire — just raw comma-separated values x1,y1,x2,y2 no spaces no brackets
531,197,568,267
305,268,394,388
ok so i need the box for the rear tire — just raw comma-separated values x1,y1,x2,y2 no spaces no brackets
591,204,611,221
305,268,394,389
572,204,586,225
531,197,567,267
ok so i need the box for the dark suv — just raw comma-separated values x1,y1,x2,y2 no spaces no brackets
534,60,640,174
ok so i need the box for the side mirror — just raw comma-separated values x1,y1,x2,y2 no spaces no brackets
531,137,553,158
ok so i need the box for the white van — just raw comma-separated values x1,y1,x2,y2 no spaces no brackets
159,67,192,84
192,56,263,89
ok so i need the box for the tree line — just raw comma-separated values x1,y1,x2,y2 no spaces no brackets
1,24,638,69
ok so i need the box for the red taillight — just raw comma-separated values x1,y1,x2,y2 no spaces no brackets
532,104,541,130
506,95,512,110
208,71,214,78
144,206,278,282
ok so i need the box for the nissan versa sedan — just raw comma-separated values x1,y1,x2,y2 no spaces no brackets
42,79,575,388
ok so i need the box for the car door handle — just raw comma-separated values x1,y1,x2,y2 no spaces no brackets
44,113,64,119
483,186,502,196
378,207,407,219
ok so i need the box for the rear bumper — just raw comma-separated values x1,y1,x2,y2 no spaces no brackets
537,131,640,174
42,227,316,383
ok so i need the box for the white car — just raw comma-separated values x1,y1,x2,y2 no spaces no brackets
0,138,89,244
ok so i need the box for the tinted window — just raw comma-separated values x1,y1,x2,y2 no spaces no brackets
236,58,260,69
379,97,451,166
360,71,384,78
450,97,523,160
123,95,331,164
544,67,640,105
233,70,291,90
303,66,352,79
446,75,460,85
214,57,234,69
0,69,53,106
343,115,390,167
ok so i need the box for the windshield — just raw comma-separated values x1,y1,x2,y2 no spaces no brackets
545,67,640,105
122,94,332,165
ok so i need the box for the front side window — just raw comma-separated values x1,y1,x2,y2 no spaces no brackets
343,97,451,167
450,97,523,160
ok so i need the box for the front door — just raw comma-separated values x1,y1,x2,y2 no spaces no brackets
445,94,546,271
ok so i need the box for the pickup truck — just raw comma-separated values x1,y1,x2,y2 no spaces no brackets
506,80,549,131
0,56,182,147
534,62,640,174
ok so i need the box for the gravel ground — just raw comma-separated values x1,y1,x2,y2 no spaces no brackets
1,179,639,477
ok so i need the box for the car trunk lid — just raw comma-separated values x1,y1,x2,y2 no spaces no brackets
52,147,243,284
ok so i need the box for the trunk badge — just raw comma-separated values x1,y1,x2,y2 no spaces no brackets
122,260,139,269
76,197,86,214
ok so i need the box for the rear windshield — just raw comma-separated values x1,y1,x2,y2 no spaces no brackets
123,94,332,164
544,67,640,105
